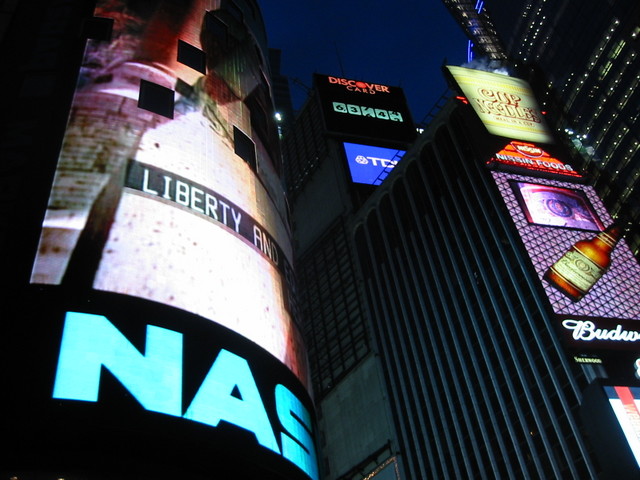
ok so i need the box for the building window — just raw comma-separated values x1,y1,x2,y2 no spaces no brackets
81,16,114,41
177,40,206,74
234,126,256,170
138,79,174,119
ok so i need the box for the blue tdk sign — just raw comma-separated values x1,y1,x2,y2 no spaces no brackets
343,142,406,185
53,311,318,480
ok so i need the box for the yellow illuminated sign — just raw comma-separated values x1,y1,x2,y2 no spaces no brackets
447,66,554,144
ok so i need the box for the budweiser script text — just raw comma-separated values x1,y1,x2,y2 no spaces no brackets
562,319,640,342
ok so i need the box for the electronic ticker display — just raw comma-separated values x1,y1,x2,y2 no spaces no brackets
314,74,417,143
6,294,317,480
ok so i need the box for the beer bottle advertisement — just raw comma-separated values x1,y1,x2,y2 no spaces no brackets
544,224,622,302
491,171,640,353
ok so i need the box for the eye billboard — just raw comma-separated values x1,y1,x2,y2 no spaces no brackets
19,1,317,479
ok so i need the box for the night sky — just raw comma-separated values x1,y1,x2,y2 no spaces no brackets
260,0,469,124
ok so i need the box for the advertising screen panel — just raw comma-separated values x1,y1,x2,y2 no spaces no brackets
446,66,554,144
510,182,604,231
21,1,317,479
343,142,406,185
605,385,640,469
314,74,417,143
6,295,317,480
29,0,308,387
492,171,640,352
488,141,582,179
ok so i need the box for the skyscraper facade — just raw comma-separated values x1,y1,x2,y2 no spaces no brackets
281,74,417,479
444,0,640,254
352,97,601,479
286,61,640,479
352,63,640,477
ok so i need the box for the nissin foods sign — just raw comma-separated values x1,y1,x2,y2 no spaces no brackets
52,311,319,480
314,73,417,143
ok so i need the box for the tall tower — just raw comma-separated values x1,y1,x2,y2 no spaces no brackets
4,2,317,480
350,65,640,479
282,74,417,479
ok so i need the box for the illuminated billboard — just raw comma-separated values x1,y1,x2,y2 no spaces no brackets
492,171,640,352
605,385,640,469
510,182,604,231
343,142,406,185
488,141,582,179
30,0,307,385
446,65,554,144
25,2,316,478
314,74,417,143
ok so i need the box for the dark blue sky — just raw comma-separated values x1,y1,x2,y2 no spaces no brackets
260,0,469,123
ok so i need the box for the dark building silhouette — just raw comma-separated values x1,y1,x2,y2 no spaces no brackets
285,62,640,479
282,74,417,479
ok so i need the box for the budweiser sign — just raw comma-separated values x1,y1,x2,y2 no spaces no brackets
558,315,640,350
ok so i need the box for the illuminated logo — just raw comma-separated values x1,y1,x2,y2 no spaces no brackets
562,319,640,343
53,312,319,480
489,141,581,178
327,76,390,94
353,155,397,168
343,142,405,185
332,102,403,122
573,356,602,364
513,143,544,158
474,88,542,124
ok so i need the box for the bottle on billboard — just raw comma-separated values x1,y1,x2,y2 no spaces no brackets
544,224,622,301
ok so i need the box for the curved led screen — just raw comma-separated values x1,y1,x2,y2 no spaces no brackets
22,1,318,479
29,0,308,389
